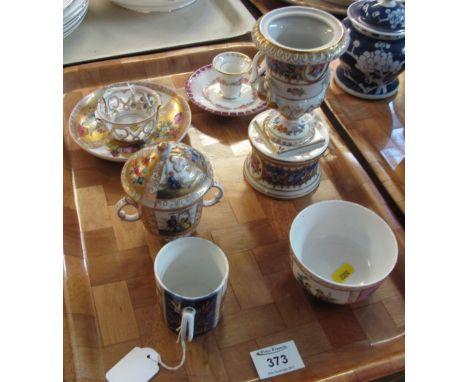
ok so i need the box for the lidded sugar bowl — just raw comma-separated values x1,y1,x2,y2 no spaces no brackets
335,0,405,99
116,142,224,240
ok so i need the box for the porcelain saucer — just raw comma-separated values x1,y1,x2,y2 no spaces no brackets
69,81,191,162
185,64,267,117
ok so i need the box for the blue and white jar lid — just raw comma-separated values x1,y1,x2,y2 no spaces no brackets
348,0,405,39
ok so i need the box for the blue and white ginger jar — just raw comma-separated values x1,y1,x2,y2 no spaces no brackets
335,0,405,99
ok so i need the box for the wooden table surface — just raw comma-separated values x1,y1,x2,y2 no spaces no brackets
63,42,404,382
247,0,286,14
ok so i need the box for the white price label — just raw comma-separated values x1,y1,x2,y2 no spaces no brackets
250,340,305,379
106,347,160,382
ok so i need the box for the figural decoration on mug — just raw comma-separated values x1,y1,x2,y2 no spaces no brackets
116,142,224,240
244,6,349,199
95,83,162,143
335,0,405,99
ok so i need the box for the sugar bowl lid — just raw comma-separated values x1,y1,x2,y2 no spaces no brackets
121,142,214,209
348,0,405,39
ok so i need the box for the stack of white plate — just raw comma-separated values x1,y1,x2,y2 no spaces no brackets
63,0,89,38
110,0,197,13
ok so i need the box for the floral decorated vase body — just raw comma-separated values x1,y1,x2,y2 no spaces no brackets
245,6,346,199
335,0,405,99
260,58,331,145
250,6,349,146
116,142,223,241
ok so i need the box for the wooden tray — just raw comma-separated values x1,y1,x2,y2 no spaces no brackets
64,0,256,65
324,62,405,223
247,0,288,15
64,42,404,382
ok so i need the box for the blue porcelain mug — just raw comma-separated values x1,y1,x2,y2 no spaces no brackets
154,237,229,341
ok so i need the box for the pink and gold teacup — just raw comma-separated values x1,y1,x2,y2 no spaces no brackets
212,52,252,99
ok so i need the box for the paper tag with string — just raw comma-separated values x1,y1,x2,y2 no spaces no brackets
106,324,187,382
106,347,160,382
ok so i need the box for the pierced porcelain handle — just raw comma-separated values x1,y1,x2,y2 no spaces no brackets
202,182,224,207
116,196,142,222
249,52,267,97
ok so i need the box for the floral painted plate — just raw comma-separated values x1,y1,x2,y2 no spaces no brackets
185,64,267,117
69,81,191,162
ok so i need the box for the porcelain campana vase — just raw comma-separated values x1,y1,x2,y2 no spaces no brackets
335,0,405,99
244,6,349,199
250,6,350,145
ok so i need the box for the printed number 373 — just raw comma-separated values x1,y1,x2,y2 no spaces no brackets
267,355,288,367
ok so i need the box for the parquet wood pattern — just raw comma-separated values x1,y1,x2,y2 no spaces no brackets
64,43,404,382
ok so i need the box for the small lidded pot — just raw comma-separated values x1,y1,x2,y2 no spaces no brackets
116,142,223,240
335,0,405,99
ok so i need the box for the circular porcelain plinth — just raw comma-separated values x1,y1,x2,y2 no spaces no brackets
243,110,329,199
243,154,322,199
335,65,400,100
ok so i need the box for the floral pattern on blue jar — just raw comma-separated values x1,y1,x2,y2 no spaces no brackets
343,39,404,95
262,160,319,187
361,1,404,30
335,2,405,99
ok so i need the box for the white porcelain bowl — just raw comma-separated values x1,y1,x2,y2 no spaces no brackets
290,200,398,304
111,0,197,13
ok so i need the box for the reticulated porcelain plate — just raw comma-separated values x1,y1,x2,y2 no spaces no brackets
185,64,267,117
69,81,191,162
